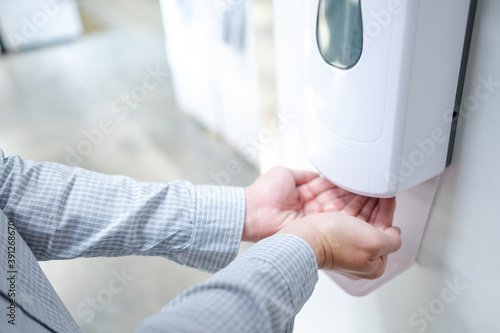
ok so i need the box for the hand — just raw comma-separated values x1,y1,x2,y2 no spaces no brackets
243,167,331,242
278,213,401,280
243,166,395,242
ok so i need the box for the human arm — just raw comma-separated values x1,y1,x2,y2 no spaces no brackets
136,234,317,333
0,149,244,272
0,149,377,267
136,209,401,332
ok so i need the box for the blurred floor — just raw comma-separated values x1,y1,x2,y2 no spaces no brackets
0,0,258,331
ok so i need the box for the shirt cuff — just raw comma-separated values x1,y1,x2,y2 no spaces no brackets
186,185,245,273
240,234,319,312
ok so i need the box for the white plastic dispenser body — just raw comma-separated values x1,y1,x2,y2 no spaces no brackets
303,0,475,198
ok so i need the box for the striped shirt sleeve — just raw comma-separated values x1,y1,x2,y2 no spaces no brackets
136,234,319,333
0,149,245,273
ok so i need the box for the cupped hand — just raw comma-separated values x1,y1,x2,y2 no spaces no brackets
243,166,396,242
278,212,401,280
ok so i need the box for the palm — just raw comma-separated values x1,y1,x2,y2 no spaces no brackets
244,167,396,242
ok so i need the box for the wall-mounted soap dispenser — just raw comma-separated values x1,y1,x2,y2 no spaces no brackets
302,0,477,295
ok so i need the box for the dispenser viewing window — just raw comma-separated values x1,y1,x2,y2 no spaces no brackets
317,0,363,70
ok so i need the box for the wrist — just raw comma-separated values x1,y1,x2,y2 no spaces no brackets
278,221,325,269
243,186,260,242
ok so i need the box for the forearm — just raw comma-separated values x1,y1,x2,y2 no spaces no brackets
0,150,245,272
136,234,318,333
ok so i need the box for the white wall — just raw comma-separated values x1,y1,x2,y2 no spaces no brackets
274,0,500,332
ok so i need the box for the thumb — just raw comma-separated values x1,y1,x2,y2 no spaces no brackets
377,226,402,256
289,169,320,185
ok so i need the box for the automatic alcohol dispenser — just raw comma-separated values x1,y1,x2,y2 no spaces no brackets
302,0,477,294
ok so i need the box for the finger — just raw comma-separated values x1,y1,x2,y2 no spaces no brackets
357,197,379,222
289,169,320,186
301,177,339,195
372,197,396,230
299,178,341,203
375,227,402,256
368,202,381,224
340,195,370,216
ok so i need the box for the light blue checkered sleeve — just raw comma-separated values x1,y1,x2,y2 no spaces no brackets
0,149,245,273
136,234,319,333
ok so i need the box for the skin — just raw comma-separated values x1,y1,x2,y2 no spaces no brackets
244,166,401,279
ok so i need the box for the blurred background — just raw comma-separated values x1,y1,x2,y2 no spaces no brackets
0,0,278,331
